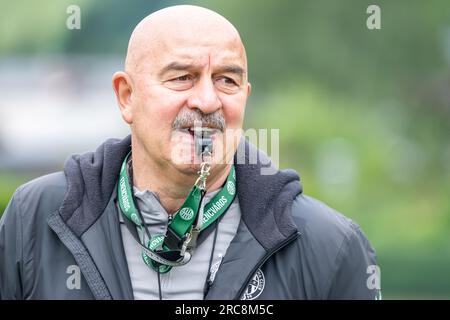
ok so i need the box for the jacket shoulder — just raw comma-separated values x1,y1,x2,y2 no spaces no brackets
291,194,361,243
289,194,379,299
14,172,68,220
0,172,68,299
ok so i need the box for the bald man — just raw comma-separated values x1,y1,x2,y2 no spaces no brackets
0,5,380,300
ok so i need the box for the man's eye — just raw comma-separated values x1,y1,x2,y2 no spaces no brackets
215,76,240,93
218,77,237,85
172,75,192,81
164,75,194,90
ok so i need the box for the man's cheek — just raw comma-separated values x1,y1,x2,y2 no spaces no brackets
225,106,245,128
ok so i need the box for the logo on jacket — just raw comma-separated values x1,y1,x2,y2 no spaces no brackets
241,268,265,300
209,254,224,284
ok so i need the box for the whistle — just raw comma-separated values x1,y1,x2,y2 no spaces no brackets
194,128,215,157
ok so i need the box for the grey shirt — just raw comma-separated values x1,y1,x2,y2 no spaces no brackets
119,187,241,300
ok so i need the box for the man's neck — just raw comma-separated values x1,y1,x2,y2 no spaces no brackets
131,154,231,214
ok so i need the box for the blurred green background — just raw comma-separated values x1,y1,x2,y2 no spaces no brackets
1,0,450,299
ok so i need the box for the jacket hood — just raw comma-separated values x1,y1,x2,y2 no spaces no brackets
235,138,302,250
60,136,132,237
60,135,302,246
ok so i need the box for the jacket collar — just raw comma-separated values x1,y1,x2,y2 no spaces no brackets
59,135,132,237
234,138,301,251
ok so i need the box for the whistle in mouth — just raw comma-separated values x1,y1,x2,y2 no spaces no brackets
194,128,214,157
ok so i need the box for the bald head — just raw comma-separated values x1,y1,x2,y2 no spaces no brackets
124,5,247,75
112,5,251,187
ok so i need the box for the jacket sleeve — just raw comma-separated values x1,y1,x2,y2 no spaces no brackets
0,190,24,300
326,222,381,300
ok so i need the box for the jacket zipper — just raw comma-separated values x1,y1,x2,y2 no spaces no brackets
233,231,301,300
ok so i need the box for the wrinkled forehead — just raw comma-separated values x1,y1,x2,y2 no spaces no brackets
151,34,246,72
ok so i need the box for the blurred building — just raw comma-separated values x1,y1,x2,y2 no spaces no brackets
0,55,129,170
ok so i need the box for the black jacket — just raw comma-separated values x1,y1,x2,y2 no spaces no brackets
0,136,380,299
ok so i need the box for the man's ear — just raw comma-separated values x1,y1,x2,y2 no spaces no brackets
112,71,134,124
247,82,252,97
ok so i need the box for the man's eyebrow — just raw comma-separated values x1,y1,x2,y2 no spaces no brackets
158,62,246,78
158,62,194,77
215,64,246,77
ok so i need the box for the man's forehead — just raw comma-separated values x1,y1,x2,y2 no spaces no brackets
153,43,246,70
125,5,247,74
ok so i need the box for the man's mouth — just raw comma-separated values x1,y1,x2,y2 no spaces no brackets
177,127,221,138
172,126,220,160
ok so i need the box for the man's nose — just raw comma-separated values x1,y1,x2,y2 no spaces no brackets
186,78,221,114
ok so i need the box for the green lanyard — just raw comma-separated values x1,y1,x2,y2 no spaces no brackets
117,152,236,273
